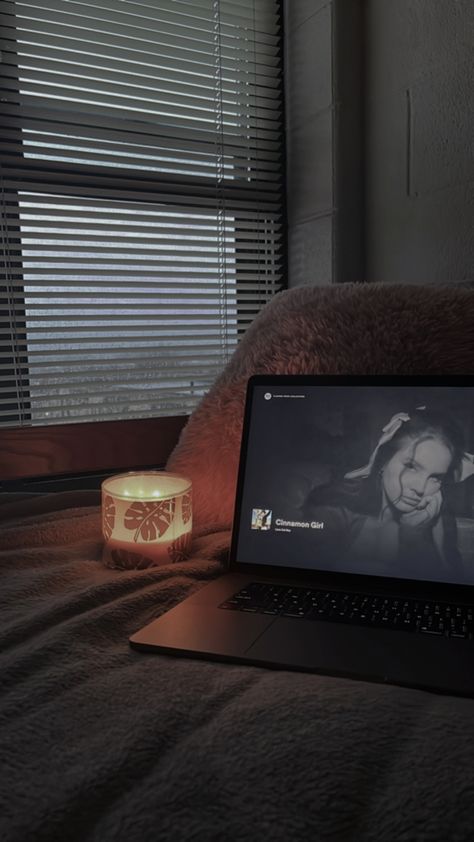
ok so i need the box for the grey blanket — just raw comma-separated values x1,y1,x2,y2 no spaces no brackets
1,492,474,842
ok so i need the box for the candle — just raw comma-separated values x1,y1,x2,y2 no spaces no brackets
101,471,192,569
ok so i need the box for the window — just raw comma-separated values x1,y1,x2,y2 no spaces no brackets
0,0,284,431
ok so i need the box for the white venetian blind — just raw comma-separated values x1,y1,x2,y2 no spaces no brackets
0,0,284,427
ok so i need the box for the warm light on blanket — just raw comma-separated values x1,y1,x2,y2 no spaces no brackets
101,472,192,569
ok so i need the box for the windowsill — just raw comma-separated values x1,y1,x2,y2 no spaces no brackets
0,466,161,493
0,415,187,483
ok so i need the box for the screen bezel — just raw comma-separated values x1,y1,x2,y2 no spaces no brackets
229,374,474,603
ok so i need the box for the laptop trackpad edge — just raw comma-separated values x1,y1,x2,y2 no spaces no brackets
130,604,275,658
245,618,474,695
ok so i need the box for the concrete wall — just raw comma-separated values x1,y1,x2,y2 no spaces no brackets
284,0,335,287
285,0,474,287
365,0,474,285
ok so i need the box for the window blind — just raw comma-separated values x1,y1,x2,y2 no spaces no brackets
0,0,284,427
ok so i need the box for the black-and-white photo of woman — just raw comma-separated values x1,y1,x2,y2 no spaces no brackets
302,406,474,581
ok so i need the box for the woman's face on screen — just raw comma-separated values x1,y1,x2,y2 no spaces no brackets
381,435,452,513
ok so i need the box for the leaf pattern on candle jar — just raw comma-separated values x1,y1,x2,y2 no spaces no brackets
182,492,192,525
103,495,116,540
168,532,192,563
109,548,156,570
124,498,176,542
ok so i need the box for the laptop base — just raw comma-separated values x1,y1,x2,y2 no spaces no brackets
130,574,474,698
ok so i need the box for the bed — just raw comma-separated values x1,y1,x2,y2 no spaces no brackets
2,283,474,842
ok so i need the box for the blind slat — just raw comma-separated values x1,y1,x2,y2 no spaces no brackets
1,0,284,429
4,193,283,216
0,113,281,156
8,255,282,267
3,0,281,41
0,274,281,292
1,10,280,58
1,177,283,211
5,241,282,252
1,54,280,105
6,0,281,32
1,55,280,103
0,348,237,371
0,30,281,78
0,100,282,144
4,270,282,280
0,362,229,393
0,99,281,144
0,69,279,115
0,392,203,421
2,289,280,300
0,327,268,344
1,149,281,183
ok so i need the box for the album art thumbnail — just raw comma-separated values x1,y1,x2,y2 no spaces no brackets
251,508,272,531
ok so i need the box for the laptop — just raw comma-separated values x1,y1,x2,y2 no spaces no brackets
130,375,474,697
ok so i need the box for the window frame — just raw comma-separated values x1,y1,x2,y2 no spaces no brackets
0,0,285,482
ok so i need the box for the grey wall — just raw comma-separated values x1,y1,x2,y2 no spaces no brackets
285,0,335,287
366,0,474,285
285,0,474,287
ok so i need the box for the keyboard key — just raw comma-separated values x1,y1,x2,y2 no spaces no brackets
219,584,474,640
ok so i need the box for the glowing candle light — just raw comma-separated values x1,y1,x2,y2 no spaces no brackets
101,472,192,569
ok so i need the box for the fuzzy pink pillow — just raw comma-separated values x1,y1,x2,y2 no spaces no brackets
166,283,474,530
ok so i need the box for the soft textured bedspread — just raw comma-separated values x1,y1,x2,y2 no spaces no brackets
1,492,474,842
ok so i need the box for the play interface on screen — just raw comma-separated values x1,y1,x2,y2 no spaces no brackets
236,384,474,585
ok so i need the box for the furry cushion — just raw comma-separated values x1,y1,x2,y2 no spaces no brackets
166,282,474,530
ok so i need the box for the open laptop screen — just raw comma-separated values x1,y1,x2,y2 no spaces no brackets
235,380,474,585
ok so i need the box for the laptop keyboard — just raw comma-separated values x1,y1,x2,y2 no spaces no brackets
219,582,474,639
